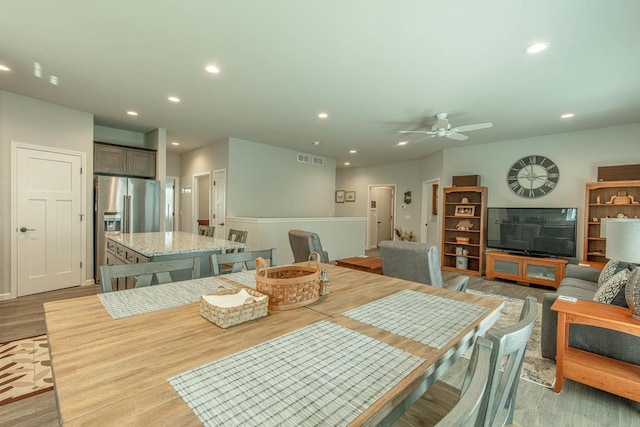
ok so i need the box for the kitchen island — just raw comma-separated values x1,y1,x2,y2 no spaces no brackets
104,231,248,289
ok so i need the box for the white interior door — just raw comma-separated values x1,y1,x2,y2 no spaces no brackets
421,179,440,247
16,147,83,296
165,177,176,231
213,169,227,239
377,187,393,245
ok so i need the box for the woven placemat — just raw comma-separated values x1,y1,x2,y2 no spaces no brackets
222,270,257,289
98,277,236,319
169,321,425,426
342,290,488,349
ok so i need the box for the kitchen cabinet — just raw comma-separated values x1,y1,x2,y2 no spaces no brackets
104,238,149,291
94,143,156,178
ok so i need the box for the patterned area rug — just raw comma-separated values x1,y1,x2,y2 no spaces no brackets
0,335,53,405
466,290,555,389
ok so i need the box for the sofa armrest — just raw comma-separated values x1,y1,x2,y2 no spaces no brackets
564,264,601,283
541,292,560,360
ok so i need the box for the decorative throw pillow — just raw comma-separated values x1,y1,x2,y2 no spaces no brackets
593,269,630,304
598,259,620,287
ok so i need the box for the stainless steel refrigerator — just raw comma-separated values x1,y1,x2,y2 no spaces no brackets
94,176,160,283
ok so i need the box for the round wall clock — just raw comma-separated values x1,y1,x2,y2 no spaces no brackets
506,155,559,198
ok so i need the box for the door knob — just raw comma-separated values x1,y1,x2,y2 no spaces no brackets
20,227,36,232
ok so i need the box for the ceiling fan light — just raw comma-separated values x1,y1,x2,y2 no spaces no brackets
524,42,550,54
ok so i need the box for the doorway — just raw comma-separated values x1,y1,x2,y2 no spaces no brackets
192,172,211,233
11,143,86,297
213,169,227,239
165,177,178,231
421,179,440,249
367,185,396,249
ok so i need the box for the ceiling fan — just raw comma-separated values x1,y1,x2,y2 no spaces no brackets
398,113,492,141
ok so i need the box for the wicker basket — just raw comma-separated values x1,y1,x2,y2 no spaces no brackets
255,252,321,311
200,287,268,328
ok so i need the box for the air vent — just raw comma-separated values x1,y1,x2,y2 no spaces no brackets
297,153,310,163
312,156,324,166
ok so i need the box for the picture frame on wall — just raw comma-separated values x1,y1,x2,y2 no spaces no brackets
346,191,356,202
335,190,345,203
454,205,475,217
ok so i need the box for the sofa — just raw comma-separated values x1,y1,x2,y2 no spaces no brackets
541,262,640,365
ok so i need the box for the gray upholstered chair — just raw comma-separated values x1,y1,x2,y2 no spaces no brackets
99,257,200,293
379,240,468,292
288,230,329,263
435,337,493,427
210,249,277,276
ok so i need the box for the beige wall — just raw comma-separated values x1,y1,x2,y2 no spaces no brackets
0,91,94,297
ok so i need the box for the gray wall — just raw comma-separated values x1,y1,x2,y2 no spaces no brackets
227,138,336,218
335,123,640,257
336,159,424,237
0,91,94,297
179,139,229,232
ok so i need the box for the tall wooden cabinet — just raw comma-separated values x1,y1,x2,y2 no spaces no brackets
441,186,487,276
583,180,640,263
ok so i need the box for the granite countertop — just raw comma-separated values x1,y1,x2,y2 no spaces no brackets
107,231,248,257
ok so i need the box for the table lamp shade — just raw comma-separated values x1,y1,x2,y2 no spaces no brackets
603,219,640,264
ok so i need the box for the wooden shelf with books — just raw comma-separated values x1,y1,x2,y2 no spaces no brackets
583,180,640,263
441,186,487,276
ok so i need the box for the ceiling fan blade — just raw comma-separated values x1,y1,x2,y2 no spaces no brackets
447,132,468,141
453,122,493,133
398,130,435,134
411,134,433,144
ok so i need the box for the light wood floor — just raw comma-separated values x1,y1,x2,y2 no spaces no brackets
1,268,638,426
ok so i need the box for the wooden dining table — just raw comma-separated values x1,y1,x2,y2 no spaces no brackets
44,264,503,426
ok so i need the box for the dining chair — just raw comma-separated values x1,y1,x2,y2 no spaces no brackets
288,230,329,263
379,240,468,292
435,337,493,427
100,257,200,293
400,296,536,426
198,225,215,237
210,249,276,276
478,295,537,427
227,229,248,252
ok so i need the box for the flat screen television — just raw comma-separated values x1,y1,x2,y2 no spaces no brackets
486,207,578,258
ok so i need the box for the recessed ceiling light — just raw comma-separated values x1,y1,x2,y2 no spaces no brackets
0,64,10,72
49,75,59,86
312,141,320,146
205,65,220,74
126,111,138,116
349,149,357,154
318,113,328,119
171,141,180,146
560,113,575,119
168,96,180,103
524,42,550,54
396,141,408,146
344,162,351,166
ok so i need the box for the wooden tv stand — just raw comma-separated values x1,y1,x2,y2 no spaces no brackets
485,251,568,289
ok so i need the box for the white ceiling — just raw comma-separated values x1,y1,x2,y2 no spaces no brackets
1,1,639,168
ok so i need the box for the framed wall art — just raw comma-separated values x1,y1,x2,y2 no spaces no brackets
335,190,345,203
345,191,356,202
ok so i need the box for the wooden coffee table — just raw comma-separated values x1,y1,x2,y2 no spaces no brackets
335,256,383,274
